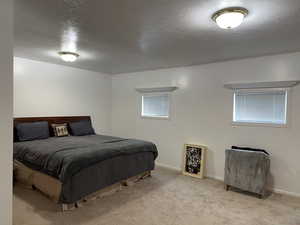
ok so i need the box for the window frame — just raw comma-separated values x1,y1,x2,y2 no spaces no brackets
140,92,171,120
231,88,289,128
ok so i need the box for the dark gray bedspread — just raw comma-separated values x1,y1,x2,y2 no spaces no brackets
14,135,158,183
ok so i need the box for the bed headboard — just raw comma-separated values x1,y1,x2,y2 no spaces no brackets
13,116,91,140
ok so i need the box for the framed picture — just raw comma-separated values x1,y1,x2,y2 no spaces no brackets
182,144,207,179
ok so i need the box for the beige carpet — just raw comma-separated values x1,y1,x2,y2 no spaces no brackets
13,167,300,225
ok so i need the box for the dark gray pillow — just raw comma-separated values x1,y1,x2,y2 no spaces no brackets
69,120,95,136
16,121,50,141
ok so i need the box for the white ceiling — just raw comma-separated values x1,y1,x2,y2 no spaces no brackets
14,0,300,74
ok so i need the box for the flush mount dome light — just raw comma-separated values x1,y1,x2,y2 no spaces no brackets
212,7,248,29
58,51,79,62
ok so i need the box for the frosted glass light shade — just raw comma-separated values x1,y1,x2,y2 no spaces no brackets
216,12,244,29
212,8,248,29
59,51,79,62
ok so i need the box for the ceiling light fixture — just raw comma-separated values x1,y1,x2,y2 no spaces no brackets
58,51,79,62
212,7,248,29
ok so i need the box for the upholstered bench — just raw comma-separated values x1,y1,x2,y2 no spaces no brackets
224,148,270,198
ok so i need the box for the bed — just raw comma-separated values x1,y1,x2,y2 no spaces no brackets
13,116,158,209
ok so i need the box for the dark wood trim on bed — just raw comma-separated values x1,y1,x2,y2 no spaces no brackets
14,116,91,124
14,116,91,140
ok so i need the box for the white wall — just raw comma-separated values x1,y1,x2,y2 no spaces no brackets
112,52,300,196
0,0,13,224
14,57,112,135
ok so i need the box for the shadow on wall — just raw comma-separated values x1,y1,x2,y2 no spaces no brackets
205,147,218,180
267,172,275,193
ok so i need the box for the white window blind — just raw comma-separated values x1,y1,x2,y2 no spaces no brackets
233,89,287,125
142,94,170,118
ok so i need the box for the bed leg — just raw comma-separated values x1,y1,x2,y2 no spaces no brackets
141,171,151,179
225,184,230,191
62,204,68,212
62,203,77,211
75,201,82,208
259,194,264,199
61,203,76,211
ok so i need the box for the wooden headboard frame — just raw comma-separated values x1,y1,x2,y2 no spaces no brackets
14,116,91,140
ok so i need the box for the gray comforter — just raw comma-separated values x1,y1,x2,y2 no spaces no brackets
14,135,158,183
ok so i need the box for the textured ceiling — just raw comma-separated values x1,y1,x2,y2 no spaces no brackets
14,0,300,74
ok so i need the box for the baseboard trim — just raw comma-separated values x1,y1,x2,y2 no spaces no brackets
206,174,300,198
272,188,300,198
155,162,181,172
206,174,223,181
156,162,300,198
205,175,300,198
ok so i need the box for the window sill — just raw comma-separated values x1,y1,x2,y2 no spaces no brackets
231,121,287,128
141,115,170,120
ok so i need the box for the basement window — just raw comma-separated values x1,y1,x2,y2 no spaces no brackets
233,89,288,126
141,93,170,119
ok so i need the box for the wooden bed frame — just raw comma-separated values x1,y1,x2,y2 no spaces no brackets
13,116,152,211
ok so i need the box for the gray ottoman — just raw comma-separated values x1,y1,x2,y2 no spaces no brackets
224,149,270,198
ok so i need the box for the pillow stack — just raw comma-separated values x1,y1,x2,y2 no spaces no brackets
14,119,96,142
